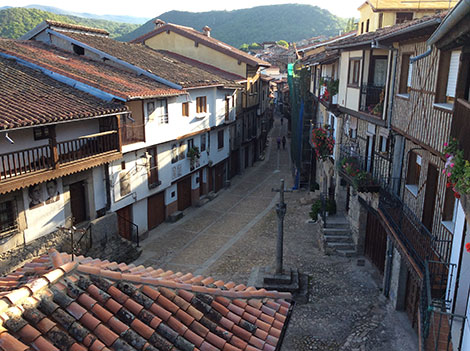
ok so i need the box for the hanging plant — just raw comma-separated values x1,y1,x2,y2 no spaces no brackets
311,126,334,160
443,138,470,197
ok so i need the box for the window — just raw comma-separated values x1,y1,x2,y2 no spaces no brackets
72,44,84,56
366,19,370,33
398,54,411,95
361,22,364,34
178,142,186,160
171,144,178,163
187,138,194,155
147,101,155,116
200,134,206,151
119,162,131,197
378,13,384,29
147,147,159,188
146,99,167,123
348,59,361,86
33,126,52,140
217,130,224,149
0,199,17,233
406,151,421,186
396,12,413,24
442,187,457,222
436,50,461,105
379,136,389,153
196,96,207,113
182,102,189,117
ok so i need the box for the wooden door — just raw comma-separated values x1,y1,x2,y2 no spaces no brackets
177,176,192,211
208,167,213,193
215,162,224,193
422,164,438,232
117,205,132,240
70,181,86,224
364,210,387,274
230,150,239,178
405,272,420,330
148,192,165,230
199,169,204,196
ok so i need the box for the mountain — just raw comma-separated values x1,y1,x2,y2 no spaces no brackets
118,4,347,47
24,4,150,24
0,8,140,39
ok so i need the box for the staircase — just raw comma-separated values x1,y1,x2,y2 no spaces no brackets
321,214,356,257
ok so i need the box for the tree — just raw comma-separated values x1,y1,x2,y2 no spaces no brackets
249,42,261,50
344,17,357,32
239,43,249,51
277,40,288,48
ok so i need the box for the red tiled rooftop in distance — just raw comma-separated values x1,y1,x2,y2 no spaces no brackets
0,250,292,351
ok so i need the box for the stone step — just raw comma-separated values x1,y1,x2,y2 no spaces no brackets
324,222,350,229
323,227,351,235
324,235,353,243
326,242,355,251
336,249,357,257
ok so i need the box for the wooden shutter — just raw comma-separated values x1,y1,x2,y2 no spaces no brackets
446,50,461,99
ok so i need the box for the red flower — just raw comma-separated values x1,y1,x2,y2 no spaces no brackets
455,192,461,199
446,182,452,188
466,242,470,253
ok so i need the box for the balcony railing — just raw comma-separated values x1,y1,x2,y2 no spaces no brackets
420,260,466,351
451,98,470,160
379,187,438,274
0,131,120,181
338,144,384,192
360,84,385,117
121,122,145,145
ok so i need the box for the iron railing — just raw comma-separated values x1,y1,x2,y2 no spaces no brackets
420,260,467,351
360,84,385,117
116,213,139,247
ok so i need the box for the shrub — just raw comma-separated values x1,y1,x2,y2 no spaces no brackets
310,200,322,221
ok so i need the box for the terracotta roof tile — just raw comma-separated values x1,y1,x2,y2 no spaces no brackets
0,40,182,105
0,250,292,350
0,56,128,131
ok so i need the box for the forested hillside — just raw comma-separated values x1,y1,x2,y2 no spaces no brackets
119,4,347,46
0,8,139,39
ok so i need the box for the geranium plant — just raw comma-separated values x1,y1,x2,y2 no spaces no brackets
340,156,378,191
311,126,335,160
443,138,470,198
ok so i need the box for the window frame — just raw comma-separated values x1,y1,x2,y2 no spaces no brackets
217,130,224,149
406,151,421,196
147,146,159,189
396,12,413,24
182,102,189,117
398,54,411,96
200,134,206,152
0,199,17,234
33,126,52,141
196,96,207,114
348,59,361,87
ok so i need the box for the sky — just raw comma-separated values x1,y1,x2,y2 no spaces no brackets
0,0,360,19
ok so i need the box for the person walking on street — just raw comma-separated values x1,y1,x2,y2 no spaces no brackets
282,136,286,150
277,136,281,150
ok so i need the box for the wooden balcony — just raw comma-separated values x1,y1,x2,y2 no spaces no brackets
0,131,121,194
450,98,470,160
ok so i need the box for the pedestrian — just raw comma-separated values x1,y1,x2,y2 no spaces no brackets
282,136,286,150
277,136,281,150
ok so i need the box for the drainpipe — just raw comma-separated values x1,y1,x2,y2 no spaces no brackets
411,0,470,63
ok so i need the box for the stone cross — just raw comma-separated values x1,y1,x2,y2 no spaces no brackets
272,179,292,275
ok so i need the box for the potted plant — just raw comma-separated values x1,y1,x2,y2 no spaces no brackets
310,199,322,222
311,126,335,160
187,146,200,170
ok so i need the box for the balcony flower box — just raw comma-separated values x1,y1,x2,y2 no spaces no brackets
311,126,334,160
340,157,380,193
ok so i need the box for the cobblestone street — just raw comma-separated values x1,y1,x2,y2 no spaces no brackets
134,114,418,351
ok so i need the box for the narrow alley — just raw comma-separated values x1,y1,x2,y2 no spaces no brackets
135,114,418,351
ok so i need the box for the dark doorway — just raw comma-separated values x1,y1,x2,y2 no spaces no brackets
245,146,249,168
405,271,420,331
199,169,204,196
215,162,225,193
365,210,387,274
117,205,132,240
230,150,240,178
422,163,438,232
148,192,165,230
70,181,87,224
177,176,192,211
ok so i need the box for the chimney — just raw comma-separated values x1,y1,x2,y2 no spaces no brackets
154,19,166,29
202,26,212,37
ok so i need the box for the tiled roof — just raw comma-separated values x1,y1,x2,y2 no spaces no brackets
0,250,292,351
329,12,446,49
359,0,457,11
302,50,339,66
45,20,109,36
131,23,271,68
53,32,243,89
0,40,183,101
0,57,127,131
